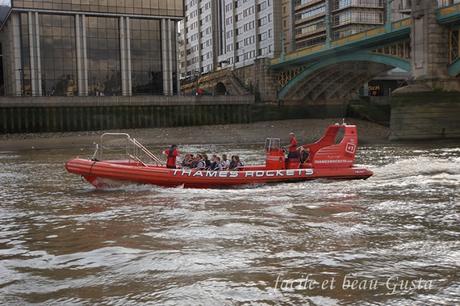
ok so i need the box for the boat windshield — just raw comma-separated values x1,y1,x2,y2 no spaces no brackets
265,138,281,152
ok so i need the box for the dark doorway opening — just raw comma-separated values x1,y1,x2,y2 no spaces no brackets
214,82,227,95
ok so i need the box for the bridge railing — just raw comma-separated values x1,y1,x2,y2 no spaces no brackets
331,27,386,47
437,1,460,8
437,2,460,19
437,2,460,25
181,69,231,91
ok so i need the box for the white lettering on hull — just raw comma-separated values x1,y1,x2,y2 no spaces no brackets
172,169,314,178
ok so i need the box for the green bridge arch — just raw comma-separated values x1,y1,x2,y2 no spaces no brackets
277,52,411,100
448,58,460,76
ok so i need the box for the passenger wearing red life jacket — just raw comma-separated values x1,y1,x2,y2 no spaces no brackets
163,144,179,169
287,132,299,159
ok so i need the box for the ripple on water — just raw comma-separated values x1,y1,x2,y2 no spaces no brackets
0,144,459,304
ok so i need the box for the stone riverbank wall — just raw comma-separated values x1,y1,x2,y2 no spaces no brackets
390,92,460,140
0,96,254,134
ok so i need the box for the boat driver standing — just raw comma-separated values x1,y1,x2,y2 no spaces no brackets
163,144,179,169
287,132,299,159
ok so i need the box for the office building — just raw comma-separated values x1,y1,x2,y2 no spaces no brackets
282,0,408,52
181,0,282,78
0,0,184,97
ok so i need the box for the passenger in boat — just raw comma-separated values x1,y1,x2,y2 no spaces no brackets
209,154,218,170
190,155,199,168
221,154,230,170
235,156,244,170
203,154,211,169
212,156,223,171
300,147,310,164
195,154,207,170
229,155,244,170
181,153,194,168
229,155,237,170
164,144,179,169
287,132,299,159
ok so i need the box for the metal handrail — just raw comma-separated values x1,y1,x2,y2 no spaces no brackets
94,133,163,166
128,153,147,167
131,138,163,165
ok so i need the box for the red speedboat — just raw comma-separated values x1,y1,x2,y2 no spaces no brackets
65,123,373,188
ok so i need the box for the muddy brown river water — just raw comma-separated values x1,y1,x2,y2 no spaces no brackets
0,143,459,305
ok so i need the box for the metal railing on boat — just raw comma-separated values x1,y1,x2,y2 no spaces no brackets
92,133,163,166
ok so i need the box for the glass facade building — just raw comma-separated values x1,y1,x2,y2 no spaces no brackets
0,0,183,96
40,14,78,96
12,0,184,17
86,16,121,96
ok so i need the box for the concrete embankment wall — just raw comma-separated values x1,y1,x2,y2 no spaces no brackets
347,97,391,126
390,92,460,140
0,96,254,134
251,103,347,122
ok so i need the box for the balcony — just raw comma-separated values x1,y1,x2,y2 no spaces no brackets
295,6,327,25
333,10,384,28
332,0,384,12
438,0,460,8
295,0,326,11
295,23,326,39
333,18,384,28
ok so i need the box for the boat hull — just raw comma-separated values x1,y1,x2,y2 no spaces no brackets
65,158,373,189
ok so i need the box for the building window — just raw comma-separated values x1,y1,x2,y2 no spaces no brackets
87,16,121,96
333,9,384,26
39,14,77,96
295,20,325,36
131,18,164,95
19,13,32,96
295,4,326,21
297,35,326,48
12,0,185,17
332,0,384,11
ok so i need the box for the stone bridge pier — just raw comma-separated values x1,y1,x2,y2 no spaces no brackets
409,0,459,90
390,0,460,140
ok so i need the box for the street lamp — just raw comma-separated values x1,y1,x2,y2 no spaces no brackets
193,69,200,95
18,68,24,96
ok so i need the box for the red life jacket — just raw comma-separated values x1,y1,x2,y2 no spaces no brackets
164,148,178,167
